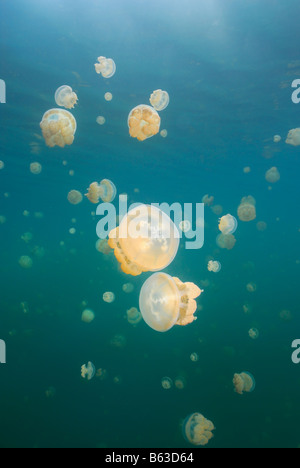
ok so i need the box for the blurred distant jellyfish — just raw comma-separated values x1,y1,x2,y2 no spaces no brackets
94,56,116,78
96,116,106,125
256,221,267,232
190,352,199,362
19,256,33,269
0,215,6,225
30,162,42,175
103,292,115,303
139,272,203,332
69,227,76,235
279,309,293,322
218,214,238,235
149,89,170,111
211,205,223,216
207,260,221,273
179,220,191,233
161,377,173,390
67,190,83,205
55,85,78,109
249,328,259,340
40,109,77,147
243,167,251,174
273,135,281,143
122,283,134,293
128,105,161,141
81,362,95,381
265,167,280,183
0,161,5,170
183,413,215,446
202,195,214,207
246,282,257,293
96,368,108,380
243,304,252,315
104,92,113,101
45,387,56,399
216,233,236,250
108,204,179,276
85,179,117,204
21,232,33,243
126,307,142,326
81,309,95,323
95,239,112,255
160,129,168,138
237,196,256,222
175,376,187,390
233,372,256,395
110,334,126,348
286,128,300,146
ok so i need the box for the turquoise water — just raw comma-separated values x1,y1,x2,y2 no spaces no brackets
0,0,299,448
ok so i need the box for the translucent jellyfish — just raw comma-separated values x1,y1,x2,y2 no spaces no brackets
179,220,191,233
211,205,223,216
273,135,281,143
265,167,280,183
286,128,300,146
216,233,236,250
55,85,78,109
95,239,112,255
0,215,6,225
30,162,42,175
96,368,108,380
122,283,134,293
85,179,117,204
126,307,142,326
0,161,5,170
256,221,267,232
67,190,83,205
69,228,76,235
218,214,238,235
96,116,106,125
110,334,126,348
21,232,33,243
207,260,221,273
160,129,168,138
95,56,116,78
19,256,33,269
190,352,199,362
243,166,251,174
108,205,180,276
139,272,203,332
40,109,77,147
81,362,95,381
175,376,186,389
161,377,173,390
249,328,259,340
237,196,256,222
103,292,115,303
104,92,113,101
279,309,293,322
246,282,257,293
128,105,161,141
183,413,215,447
45,387,56,399
81,309,95,323
233,372,256,395
149,89,170,111
202,195,214,207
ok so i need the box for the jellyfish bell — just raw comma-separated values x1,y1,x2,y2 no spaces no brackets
126,307,142,326
55,85,78,109
81,362,96,381
216,233,236,250
233,372,256,395
149,89,170,111
249,328,259,340
94,56,116,78
139,272,203,332
273,135,281,143
265,167,280,183
286,128,300,146
183,413,215,447
161,377,173,390
85,179,116,204
128,105,161,141
67,190,83,205
81,309,95,323
237,196,256,222
108,204,180,276
40,108,77,147
207,260,221,273
103,292,115,303
218,214,238,235
30,162,42,175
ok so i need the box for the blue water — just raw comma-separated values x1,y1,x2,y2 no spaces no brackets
0,0,299,448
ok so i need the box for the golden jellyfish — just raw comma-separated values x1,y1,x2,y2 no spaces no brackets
202,194,214,207
85,179,117,204
218,214,238,235
126,307,142,326
139,272,203,332
55,85,78,109
96,116,106,125
179,220,191,233
265,167,280,183
19,255,33,269
190,352,199,362
160,129,168,138
0,161,4,170
175,376,186,390
249,328,259,340
128,105,161,141
69,227,76,235
67,190,83,205
94,56,116,78
246,282,257,293
149,89,170,111
273,135,281,143
256,221,267,232
122,283,134,293
233,372,256,395
207,260,221,273
216,233,236,250
286,128,300,146
243,166,251,174
81,309,95,323
237,196,256,222
96,368,108,380
95,239,112,255
30,162,42,175
103,292,115,303
183,413,215,447
40,109,77,147
108,204,180,276
81,362,95,381
104,92,113,101
161,377,173,390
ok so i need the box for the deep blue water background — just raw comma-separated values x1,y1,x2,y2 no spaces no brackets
0,0,299,448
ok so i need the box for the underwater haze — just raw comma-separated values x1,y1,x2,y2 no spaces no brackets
0,0,300,448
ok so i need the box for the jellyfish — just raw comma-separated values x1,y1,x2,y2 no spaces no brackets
108,204,180,276
237,196,256,222
21,232,33,243
104,92,113,101
273,135,281,143
103,292,115,303
128,105,161,141
243,167,251,174
69,227,76,235
96,116,106,125
279,309,293,322
55,85,78,109
149,89,170,111
256,221,267,232
161,377,173,390
110,334,126,348
40,109,77,147
0,215,6,225
139,272,203,332
216,233,236,250
67,190,83,205
85,179,117,204
95,239,112,255
126,307,142,326
190,352,199,362
202,195,214,207
179,220,191,233
265,167,280,183
45,387,56,399
81,362,95,381
246,282,257,293
207,260,221,273
95,56,116,78
160,129,168,138
233,372,256,395
122,283,134,293
218,214,237,235
211,205,223,216
81,309,95,323
286,128,300,146
19,256,33,269
96,368,108,380
175,376,186,390
30,162,42,175
0,161,5,170
249,328,259,340
183,413,215,447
